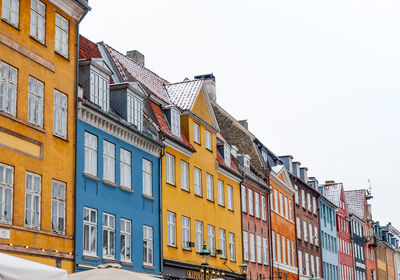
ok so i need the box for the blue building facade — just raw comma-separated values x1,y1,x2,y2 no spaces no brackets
74,36,163,273
310,178,339,280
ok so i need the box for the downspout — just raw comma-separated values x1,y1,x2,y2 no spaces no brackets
267,175,274,280
239,175,245,280
74,6,90,271
159,136,165,275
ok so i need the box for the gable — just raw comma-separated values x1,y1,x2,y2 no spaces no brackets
278,173,286,183
191,90,213,125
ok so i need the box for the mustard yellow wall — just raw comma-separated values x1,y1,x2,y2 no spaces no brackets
162,91,243,273
0,0,78,273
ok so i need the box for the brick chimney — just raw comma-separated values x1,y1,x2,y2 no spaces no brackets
126,50,145,66
238,120,248,130
194,73,216,102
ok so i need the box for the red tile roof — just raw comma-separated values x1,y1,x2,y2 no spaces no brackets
217,152,241,175
79,35,102,59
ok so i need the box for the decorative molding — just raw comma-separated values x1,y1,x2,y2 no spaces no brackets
78,102,162,157
273,261,299,274
163,138,193,157
0,243,73,260
0,33,55,72
217,166,242,184
49,0,88,21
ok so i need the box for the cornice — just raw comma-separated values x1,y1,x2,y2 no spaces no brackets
49,0,89,21
78,102,162,157
163,137,194,157
217,165,242,184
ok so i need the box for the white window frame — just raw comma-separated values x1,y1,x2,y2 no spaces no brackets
0,163,13,224
218,180,224,206
25,172,41,229
181,160,189,191
309,223,313,245
227,185,233,210
223,144,231,167
303,221,308,242
171,109,180,137
90,67,109,112
241,185,246,212
314,226,319,246
292,241,296,268
193,122,200,143
277,233,281,262
103,140,115,183
30,0,45,43
84,132,97,176
282,235,286,264
127,91,143,131
120,148,131,189
296,217,302,239
182,216,191,250
274,189,279,211
248,188,254,215
206,173,214,201
284,196,288,219
1,0,19,27
279,193,284,216
196,221,203,252
261,196,267,221
255,192,260,218
301,189,306,209
229,232,235,261
120,218,131,262
143,225,153,266
243,231,249,261
51,180,65,234
194,167,202,196
219,228,226,258
262,237,269,265
83,207,97,256
250,233,255,262
102,213,115,258
298,251,303,275
289,200,293,221
208,225,215,255
313,197,317,215
272,231,276,260
167,211,176,246
53,90,67,138
0,61,18,116
256,235,262,264
143,159,152,197
307,192,312,212
166,153,175,185
305,253,310,276
205,130,212,150
55,13,69,58
287,238,291,266
28,76,44,127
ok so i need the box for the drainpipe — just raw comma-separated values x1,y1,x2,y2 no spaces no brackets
159,137,165,275
74,5,90,271
267,175,274,280
239,175,245,280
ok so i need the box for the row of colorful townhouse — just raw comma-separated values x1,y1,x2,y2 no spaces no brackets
0,1,400,280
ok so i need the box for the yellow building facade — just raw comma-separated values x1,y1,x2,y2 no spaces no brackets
155,80,244,280
0,0,88,272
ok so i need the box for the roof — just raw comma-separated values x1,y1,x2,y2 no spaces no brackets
103,43,171,104
217,152,241,176
344,190,366,219
241,166,268,188
79,35,102,59
165,79,203,110
323,183,343,207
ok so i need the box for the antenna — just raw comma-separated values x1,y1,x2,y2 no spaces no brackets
366,179,373,200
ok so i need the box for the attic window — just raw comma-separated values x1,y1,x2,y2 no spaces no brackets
261,150,268,166
90,67,109,112
170,109,180,137
244,157,250,170
224,144,231,167
127,91,143,131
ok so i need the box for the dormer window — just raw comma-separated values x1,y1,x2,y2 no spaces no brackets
170,108,180,137
90,67,109,112
127,91,143,131
224,144,231,167
244,157,250,170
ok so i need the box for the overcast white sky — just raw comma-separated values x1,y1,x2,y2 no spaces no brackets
81,0,400,228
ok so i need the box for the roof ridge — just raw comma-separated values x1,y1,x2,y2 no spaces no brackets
166,79,202,86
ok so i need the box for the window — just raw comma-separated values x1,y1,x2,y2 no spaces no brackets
309,223,313,245
295,187,299,205
120,149,131,188
103,140,115,182
120,219,131,262
284,196,288,219
196,221,203,252
0,163,13,224
143,225,153,266
0,61,17,116
224,144,231,167
310,255,315,276
208,225,215,255
314,226,319,246
274,189,278,211
250,233,255,262
194,167,202,196
193,122,200,143
279,193,283,216
292,241,295,267
181,161,189,191
272,231,276,260
1,0,19,27
305,253,310,276
103,213,115,258
248,189,253,215
277,233,281,262
243,231,249,261
171,109,180,137
182,216,191,249
256,235,262,264
301,189,306,209
28,76,43,127
227,185,233,210
261,196,267,221
51,180,65,234
282,236,286,264
303,221,308,242
219,229,226,258
55,13,69,58
296,217,301,239
243,157,250,170
83,207,97,255
218,180,224,206
84,132,97,176
53,90,67,138
127,92,143,131
166,153,175,185
255,192,260,218
298,251,303,275
287,238,291,266
289,200,293,221
241,185,246,212
90,68,109,112
270,191,274,211
313,197,317,215
205,130,212,150
229,233,235,261
307,193,312,212
25,172,41,229
30,0,45,43
262,237,269,264
143,159,152,196
206,173,214,201
167,211,176,246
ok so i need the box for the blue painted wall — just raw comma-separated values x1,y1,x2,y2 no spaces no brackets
319,191,339,280
75,118,160,273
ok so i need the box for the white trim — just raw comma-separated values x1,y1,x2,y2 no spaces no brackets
273,261,299,274
271,166,296,195
49,0,87,21
163,138,193,157
217,166,241,183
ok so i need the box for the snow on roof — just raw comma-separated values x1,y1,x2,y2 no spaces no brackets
272,165,284,174
165,79,203,111
323,183,343,207
344,189,365,218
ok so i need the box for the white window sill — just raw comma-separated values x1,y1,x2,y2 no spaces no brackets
142,194,154,200
143,264,155,270
121,260,134,266
83,173,100,181
102,179,118,188
83,254,100,261
120,186,134,193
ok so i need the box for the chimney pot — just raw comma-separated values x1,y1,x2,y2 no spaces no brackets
126,50,145,66
194,73,216,102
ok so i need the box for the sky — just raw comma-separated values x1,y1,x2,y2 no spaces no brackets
81,0,400,228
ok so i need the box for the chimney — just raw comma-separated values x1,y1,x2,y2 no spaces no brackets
194,73,216,102
300,167,308,182
238,120,248,130
292,161,301,177
279,155,293,173
325,180,335,184
126,50,145,66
